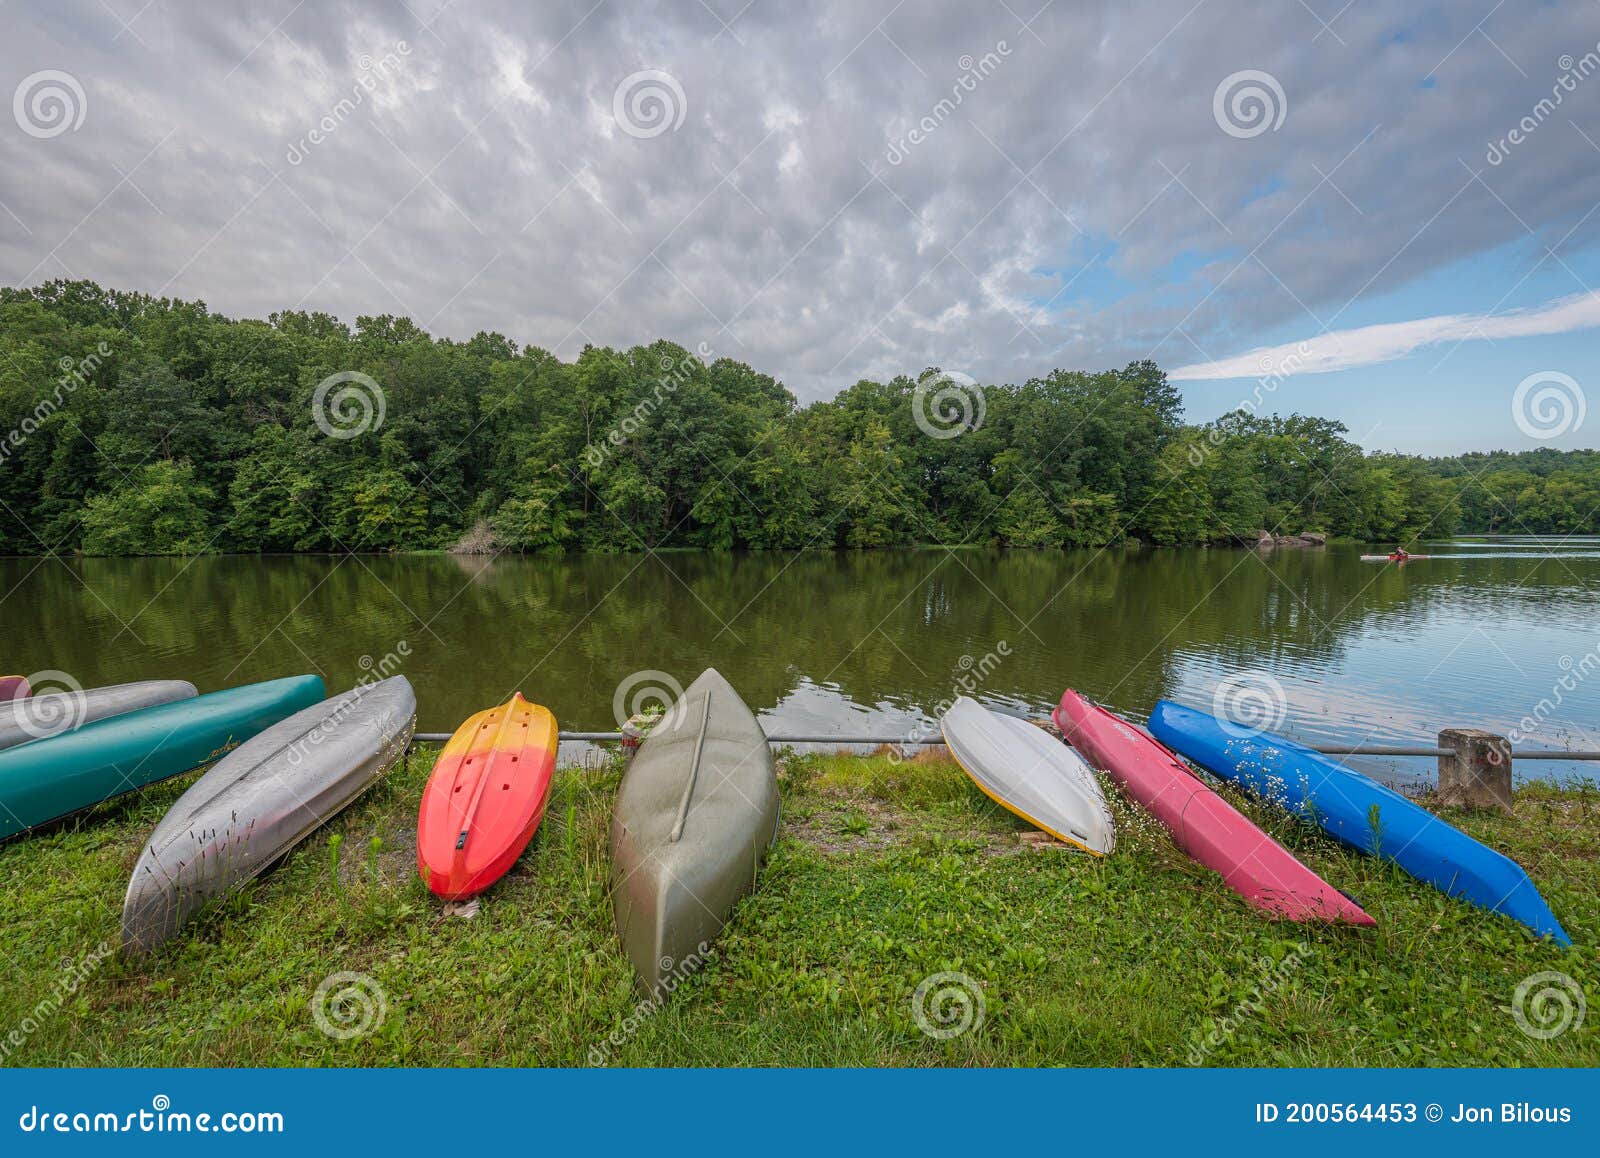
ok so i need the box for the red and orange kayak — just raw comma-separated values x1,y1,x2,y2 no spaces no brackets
1054,689,1373,926
417,693,557,900
0,676,29,702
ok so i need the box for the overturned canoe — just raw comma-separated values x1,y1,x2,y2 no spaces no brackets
122,676,415,953
418,692,557,899
0,680,198,752
609,669,778,996
0,675,326,842
941,696,1113,854
1055,690,1372,925
1149,699,1569,945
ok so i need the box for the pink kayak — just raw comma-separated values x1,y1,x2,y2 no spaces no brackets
1054,689,1373,926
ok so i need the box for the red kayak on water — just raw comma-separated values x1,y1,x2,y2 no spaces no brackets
1053,689,1373,925
0,676,28,701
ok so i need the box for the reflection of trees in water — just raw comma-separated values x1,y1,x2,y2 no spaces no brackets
4,549,1597,731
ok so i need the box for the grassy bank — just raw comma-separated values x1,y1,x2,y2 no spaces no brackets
1,745,1594,1067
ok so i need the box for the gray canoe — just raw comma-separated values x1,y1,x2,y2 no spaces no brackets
120,675,416,954
0,680,197,752
609,668,779,996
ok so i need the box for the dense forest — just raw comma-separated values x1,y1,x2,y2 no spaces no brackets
1,280,1596,556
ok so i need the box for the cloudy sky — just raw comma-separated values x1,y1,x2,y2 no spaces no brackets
3,0,1598,451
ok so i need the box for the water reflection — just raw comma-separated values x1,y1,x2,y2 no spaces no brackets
2,541,1597,786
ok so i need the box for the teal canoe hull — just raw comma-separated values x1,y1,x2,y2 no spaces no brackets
0,675,326,840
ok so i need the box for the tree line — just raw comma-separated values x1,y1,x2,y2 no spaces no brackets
1,280,1595,556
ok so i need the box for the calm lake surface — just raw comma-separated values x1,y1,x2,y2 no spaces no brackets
4,538,1598,787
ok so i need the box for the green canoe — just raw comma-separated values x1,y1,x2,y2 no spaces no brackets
0,675,326,841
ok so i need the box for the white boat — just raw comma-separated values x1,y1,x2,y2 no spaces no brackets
0,680,197,752
121,676,416,953
940,696,1114,854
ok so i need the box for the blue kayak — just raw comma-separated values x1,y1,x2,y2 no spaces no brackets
0,675,326,841
1148,700,1570,946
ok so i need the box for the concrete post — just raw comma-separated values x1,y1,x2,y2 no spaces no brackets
1437,728,1513,813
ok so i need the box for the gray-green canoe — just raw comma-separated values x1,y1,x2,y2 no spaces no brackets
608,668,779,996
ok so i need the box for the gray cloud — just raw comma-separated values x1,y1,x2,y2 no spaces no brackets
3,0,1599,406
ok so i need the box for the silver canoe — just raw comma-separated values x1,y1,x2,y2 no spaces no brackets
120,675,416,954
0,680,197,752
941,696,1115,855
609,668,779,996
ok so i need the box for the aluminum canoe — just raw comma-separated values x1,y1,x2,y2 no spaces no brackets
941,696,1113,854
609,668,778,996
0,680,198,752
122,675,415,953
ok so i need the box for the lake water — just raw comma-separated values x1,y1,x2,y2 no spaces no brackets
3,538,1598,787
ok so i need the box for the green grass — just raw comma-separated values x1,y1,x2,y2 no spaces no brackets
0,746,1594,1067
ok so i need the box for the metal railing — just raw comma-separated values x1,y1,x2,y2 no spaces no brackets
410,730,1600,759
